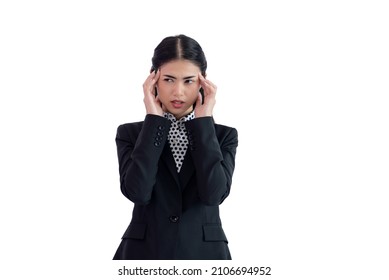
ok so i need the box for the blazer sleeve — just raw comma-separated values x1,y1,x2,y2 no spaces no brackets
185,117,238,206
115,114,171,205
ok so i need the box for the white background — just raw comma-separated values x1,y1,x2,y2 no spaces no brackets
1,0,388,279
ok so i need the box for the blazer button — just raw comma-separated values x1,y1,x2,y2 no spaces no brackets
169,215,179,223
154,141,161,147
158,125,165,130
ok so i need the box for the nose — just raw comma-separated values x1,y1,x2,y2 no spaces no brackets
172,83,184,97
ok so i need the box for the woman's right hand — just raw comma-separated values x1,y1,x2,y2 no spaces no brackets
143,70,163,116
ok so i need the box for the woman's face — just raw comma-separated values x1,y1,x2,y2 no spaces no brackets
156,59,201,119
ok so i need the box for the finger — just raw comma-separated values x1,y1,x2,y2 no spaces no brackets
155,94,162,104
144,72,156,88
199,73,216,91
201,82,216,98
152,68,160,83
144,70,160,94
198,72,212,84
195,92,203,107
155,68,160,80
155,94,165,111
198,74,210,92
147,70,157,81
146,69,160,83
149,70,160,93
198,72,207,86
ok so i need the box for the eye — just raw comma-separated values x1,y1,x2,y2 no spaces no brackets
185,79,195,84
163,78,174,83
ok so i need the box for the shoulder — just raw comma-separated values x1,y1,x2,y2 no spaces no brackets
214,123,238,138
214,123,237,133
117,121,144,134
116,121,144,142
116,115,171,139
213,123,238,149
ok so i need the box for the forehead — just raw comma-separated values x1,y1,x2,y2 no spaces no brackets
160,59,200,75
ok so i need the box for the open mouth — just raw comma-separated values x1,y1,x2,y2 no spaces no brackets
171,100,184,108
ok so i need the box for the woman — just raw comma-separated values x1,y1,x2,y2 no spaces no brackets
113,34,238,260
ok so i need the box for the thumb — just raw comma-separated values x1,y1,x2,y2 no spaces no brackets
195,92,203,107
155,95,163,107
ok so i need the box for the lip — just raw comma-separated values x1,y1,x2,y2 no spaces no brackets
171,100,184,109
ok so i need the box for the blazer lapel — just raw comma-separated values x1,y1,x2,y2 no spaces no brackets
179,151,195,190
161,143,180,187
161,143,195,190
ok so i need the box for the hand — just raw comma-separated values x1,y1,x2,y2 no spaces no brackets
194,73,217,117
143,70,163,116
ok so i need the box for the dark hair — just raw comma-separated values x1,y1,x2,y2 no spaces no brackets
151,34,207,76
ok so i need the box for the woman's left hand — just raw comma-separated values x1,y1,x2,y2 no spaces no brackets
195,73,217,118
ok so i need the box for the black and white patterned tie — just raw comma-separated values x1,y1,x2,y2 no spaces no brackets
164,112,195,172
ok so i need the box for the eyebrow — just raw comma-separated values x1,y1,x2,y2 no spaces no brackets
163,74,197,80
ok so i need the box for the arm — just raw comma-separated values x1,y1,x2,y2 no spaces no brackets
185,117,238,206
116,114,171,204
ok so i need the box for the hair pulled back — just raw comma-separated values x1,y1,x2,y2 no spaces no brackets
151,34,207,76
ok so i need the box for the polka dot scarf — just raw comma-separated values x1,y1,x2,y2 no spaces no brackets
164,111,195,172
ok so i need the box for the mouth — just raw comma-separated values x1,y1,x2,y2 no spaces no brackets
171,100,184,109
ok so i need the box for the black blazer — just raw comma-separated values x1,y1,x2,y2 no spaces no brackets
113,114,238,260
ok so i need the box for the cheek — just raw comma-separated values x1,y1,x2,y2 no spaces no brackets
158,91,169,104
189,88,199,102
156,83,168,98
